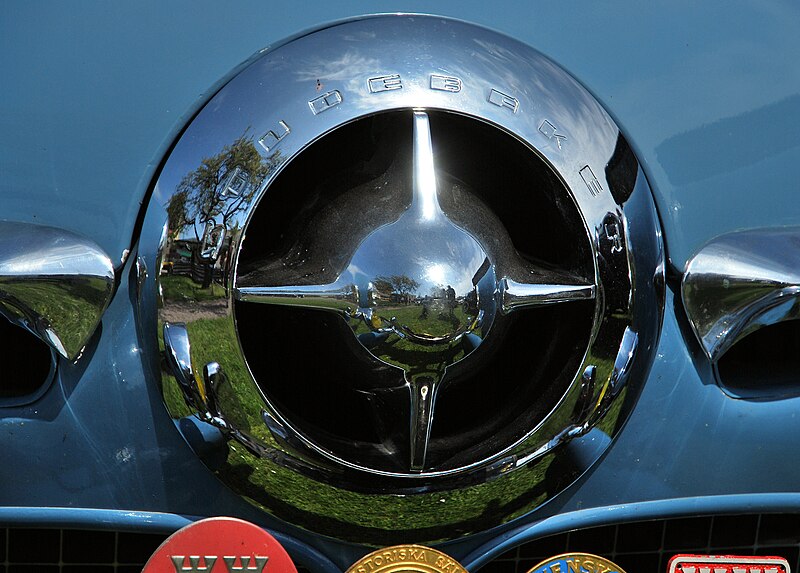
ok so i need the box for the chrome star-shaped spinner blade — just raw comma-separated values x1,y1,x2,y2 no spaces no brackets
235,111,594,472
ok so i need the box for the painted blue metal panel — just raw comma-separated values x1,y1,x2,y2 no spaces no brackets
3,2,799,267
2,1,800,570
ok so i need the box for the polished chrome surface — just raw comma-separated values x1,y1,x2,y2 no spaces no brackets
163,322,266,456
163,322,205,415
500,278,596,314
683,228,800,362
0,221,115,360
141,15,665,541
235,111,594,472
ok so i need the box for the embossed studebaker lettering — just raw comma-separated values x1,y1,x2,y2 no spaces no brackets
430,74,462,92
488,88,519,112
580,164,603,197
258,120,290,153
368,74,403,92
309,90,343,115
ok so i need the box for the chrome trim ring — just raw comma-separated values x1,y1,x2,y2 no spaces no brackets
139,15,664,542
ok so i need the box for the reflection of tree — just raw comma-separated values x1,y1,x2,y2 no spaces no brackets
375,275,420,304
373,278,393,298
166,134,279,238
164,134,280,288
166,188,190,239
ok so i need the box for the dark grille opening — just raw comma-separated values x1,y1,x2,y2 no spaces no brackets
717,320,800,400
1,528,163,573
485,514,800,573
0,317,54,403
0,528,310,573
5,517,799,572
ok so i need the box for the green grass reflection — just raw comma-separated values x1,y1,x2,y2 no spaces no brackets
160,315,557,542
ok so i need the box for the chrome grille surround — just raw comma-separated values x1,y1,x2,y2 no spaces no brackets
139,15,664,541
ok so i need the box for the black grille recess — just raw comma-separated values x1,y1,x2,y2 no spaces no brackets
1,528,163,572
0,318,53,404
482,514,800,573
0,528,311,573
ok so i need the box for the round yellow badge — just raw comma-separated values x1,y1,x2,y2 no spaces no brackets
346,545,467,573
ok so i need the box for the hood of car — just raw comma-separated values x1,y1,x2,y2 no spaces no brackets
3,3,799,272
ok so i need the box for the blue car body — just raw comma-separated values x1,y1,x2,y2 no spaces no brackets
2,2,800,571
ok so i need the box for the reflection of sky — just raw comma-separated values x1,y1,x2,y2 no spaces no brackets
154,14,620,222
694,238,800,286
656,95,800,186
341,220,487,298
0,240,110,277
426,263,446,285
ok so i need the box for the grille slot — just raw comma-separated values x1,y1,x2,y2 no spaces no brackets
5,516,797,572
482,514,800,572
717,320,800,399
0,528,164,572
0,317,54,404
0,528,313,573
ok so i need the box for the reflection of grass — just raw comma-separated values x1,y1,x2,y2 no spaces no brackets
0,278,108,356
160,275,225,302
159,320,191,419
159,315,558,541
158,315,626,543
350,304,472,374
225,440,554,544
161,316,257,426
162,367,193,419
375,304,472,338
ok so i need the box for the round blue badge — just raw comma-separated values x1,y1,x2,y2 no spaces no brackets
528,553,626,573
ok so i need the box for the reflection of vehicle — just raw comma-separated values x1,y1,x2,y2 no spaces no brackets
3,4,800,573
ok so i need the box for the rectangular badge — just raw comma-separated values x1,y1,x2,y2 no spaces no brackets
668,554,791,573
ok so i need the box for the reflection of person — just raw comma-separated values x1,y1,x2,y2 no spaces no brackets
463,289,477,314
445,285,457,325
446,285,456,306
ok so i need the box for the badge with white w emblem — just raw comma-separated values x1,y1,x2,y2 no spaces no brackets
142,517,297,573
171,555,269,572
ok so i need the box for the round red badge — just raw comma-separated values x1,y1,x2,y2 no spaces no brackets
142,517,298,573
